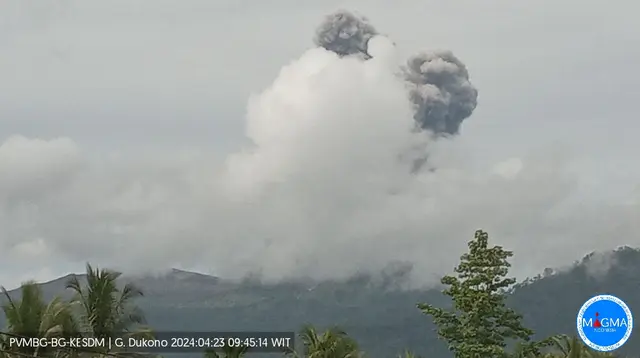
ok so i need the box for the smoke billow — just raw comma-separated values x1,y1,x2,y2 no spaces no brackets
403,51,478,135
314,11,378,60
314,10,478,137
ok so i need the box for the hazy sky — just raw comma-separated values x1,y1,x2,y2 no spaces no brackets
1,0,639,289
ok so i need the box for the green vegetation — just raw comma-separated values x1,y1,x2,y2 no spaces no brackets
205,345,250,358
418,230,546,358
0,230,629,357
285,325,363,358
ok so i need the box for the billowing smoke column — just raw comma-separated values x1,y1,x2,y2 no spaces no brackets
403,51,478,135
314,10,478,137
314,11,378,60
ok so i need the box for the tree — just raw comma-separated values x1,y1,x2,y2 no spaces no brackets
66,263,153,356
204,345,249,358
285,325,362,358
397,350,420,358
548,335,618,358
1,282,79,357
418,230,538,358
550,335,589,358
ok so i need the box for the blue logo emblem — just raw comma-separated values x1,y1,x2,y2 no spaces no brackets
577,294,633,352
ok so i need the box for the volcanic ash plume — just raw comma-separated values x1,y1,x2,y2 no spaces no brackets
314,11,478,137
314,10,378,60
403,51,478,136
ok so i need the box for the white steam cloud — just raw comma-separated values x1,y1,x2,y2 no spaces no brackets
0,9,638,289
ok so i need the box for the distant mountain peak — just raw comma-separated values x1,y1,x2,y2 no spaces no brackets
579,245,639,261
170,268,197,276
575,246,640,278
513,246,640,291
168,268,218,281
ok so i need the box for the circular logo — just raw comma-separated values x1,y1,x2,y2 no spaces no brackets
577,295,633,352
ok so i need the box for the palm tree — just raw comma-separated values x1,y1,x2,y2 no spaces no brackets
548,335,619,358
285,325,362,358
549,335,584,358
397,350,420,358
1,282,79,357
204,345,249,358
0,334,9,358
507,335,563,358
66,263,153,356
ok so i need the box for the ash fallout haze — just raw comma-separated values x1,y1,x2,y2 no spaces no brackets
0,0,639,289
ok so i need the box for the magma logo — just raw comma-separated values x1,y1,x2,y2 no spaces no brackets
577,295,633,352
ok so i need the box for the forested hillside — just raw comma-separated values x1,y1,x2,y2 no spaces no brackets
2,234,638,357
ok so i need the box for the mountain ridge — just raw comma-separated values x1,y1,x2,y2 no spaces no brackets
3,248,640,357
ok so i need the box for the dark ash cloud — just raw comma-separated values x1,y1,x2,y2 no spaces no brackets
314,10,378,60
403,51,478,136
314,11,478,137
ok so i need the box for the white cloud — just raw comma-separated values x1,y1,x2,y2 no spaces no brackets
0,0,639,290
0,136,83,192
1,37,638,290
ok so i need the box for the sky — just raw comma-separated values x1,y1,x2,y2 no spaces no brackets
1,0,639,289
